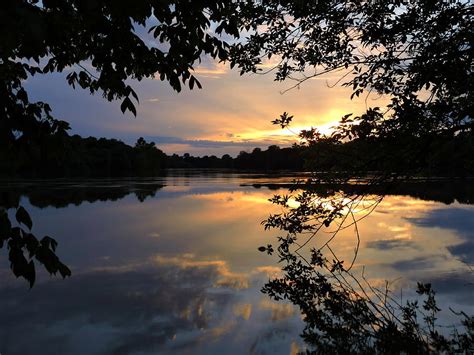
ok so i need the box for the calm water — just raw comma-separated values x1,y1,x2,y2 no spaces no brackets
0,172,473,354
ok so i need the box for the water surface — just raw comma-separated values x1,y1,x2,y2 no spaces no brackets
0,172,473,354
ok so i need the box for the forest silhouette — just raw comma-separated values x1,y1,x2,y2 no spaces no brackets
2,132,473,177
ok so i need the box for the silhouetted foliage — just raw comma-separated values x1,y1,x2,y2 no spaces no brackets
166,144,305,170
0,135,167,177
260,236,474,353
246,1,473,352
0,0,253,285
260,178,474,353
0,205,70,287
1,0,253,143
0,179,164,286
3,131,474,178
0,135,165,286
247,178,474,206
1,0,473,351
0,180,165,209
232,1,473,143
299,129,474,178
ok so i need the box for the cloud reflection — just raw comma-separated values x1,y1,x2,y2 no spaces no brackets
407,207,474,264
366,238,418,250
2,179,474,354
0,254,302,355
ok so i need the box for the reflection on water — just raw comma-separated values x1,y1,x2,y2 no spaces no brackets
0,172,473,354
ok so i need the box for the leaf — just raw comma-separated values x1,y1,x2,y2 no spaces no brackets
26,261,36,288
120,97,137,116
16,206,33,230
195,77,202,89
40,236,57,251
127,86,139,103
0,211,12,239
120,97,129,113
128,102,137,116
58,262,72,278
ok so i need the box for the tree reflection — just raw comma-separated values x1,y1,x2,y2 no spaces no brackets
0,181,164,286
260,177,474,353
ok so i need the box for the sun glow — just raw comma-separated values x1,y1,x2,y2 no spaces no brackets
217,109,351,145
199,120,341,147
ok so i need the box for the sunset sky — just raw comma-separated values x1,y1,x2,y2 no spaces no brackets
25,57,381,156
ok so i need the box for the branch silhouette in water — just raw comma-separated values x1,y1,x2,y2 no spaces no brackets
260,176,473,353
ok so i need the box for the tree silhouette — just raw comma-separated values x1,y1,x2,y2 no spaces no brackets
0,0,252,286
1,1,473,350
244,1,474,352
231,0,472,143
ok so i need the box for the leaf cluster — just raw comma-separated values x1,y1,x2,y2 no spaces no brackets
1,0,250,143
0,206,70,287
232,0,473,140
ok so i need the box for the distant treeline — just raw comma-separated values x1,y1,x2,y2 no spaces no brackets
0,134,304,177
0,133,473,177
169,145,304,170
302,132,474,177
1,135,167,177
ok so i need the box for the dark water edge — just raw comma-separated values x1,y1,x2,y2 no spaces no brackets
2,172,474,209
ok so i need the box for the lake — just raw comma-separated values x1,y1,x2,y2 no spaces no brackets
1,172,473,354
